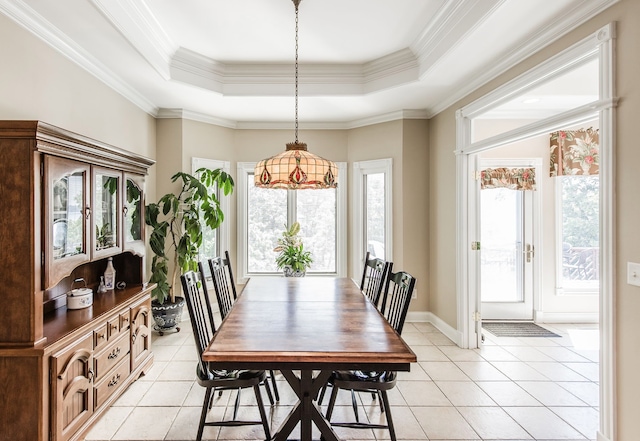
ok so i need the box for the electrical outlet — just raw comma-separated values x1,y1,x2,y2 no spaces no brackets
628,262,640,286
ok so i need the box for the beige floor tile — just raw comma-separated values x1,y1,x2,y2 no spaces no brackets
474,345,520,362
419,362,469,381
402,332,435,346
412,322,440,333
111,406,180,440
439,346,485,362
216,406,273,440
397,362,432,381
325,405,376,440
536,346,591,362
457,407,532,439
165,406,223,440
182,382,233,407
412,406,479,439
489,361,550,381
149,344,180,361
412,345,449,361
155,360,198,381
396,381,451,406
84,406,133,440
137,380,194,407
151,330,191,346
112,379,153,407
549,406,599,439
454,361,509,381
557,381,599,407
502,345,555,362
564,362,599,381
475,381,541,407
516,381,589,406
504,407,585,440
365,405,428,439
171,344,199,361
527,361,589,382
426,333,457,345
435,381,496,406
136,360,168,382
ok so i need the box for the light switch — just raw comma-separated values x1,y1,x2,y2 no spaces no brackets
627,262,640,286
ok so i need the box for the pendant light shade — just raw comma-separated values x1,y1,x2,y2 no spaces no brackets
254,0,338,190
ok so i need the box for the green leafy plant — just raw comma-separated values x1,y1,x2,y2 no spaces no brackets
145,168,234,304
274,222,312,273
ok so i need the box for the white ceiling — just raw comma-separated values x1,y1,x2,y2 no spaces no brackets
0,0,616,128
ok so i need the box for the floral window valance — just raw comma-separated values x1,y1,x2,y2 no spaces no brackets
480,167,536,191
550,128,599,176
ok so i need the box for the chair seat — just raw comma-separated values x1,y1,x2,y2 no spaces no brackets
198,365,267,384
330,370,397,390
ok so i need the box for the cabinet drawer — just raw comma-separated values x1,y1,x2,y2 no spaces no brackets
94,357,130,409
120,310,131,333
94,332,130,380
93,323,109,351
107,316,120,339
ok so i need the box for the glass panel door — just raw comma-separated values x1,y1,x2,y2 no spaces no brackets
481,187,534,320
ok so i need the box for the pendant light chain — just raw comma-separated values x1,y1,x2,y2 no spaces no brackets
294,0,299,144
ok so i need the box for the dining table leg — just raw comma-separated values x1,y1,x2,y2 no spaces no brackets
272,370,339,441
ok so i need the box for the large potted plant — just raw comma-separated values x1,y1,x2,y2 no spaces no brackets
145,168,233,334
274,222,312,277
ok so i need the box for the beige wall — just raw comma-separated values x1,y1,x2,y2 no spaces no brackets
0,13,156,162
428,0,640,438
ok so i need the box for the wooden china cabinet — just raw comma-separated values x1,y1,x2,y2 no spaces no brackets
0,121,155,441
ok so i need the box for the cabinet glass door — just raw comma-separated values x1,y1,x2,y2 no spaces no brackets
123,174,145,256
45,157,91,289
92,167,122,259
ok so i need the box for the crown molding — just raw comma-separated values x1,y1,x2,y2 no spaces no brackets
0,0,158,115
411,0,507,79
91,0,175,80
155,108,237,129
161,108,428,131
426,0,620,118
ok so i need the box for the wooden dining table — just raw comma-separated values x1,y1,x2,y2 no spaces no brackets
201,277,417,441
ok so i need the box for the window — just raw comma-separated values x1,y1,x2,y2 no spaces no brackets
556,174,599,294
353,159,393,270
192,157,231,267
237,162,347,280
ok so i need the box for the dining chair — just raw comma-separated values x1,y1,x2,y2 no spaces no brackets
317,252,392,406
359,251,392,309
180,271,271,441
201,254,280,402
324,270,417,441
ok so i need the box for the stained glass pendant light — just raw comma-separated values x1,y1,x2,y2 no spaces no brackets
254,0,337,190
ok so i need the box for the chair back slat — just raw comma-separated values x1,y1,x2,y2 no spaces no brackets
359,251,392,309
380,270,416,334
207,250,238,320
180,270,216,373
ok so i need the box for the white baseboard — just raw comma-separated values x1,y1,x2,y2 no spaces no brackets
535,311,599,323
407,311,463,347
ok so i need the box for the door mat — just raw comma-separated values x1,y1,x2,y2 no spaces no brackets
482,322,561,338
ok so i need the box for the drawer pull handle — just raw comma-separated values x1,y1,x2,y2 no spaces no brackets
108,373,121,388
107,347,121,360
98,333,106,340
88,369,95,382
111,324,119,332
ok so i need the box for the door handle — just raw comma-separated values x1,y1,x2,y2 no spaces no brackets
524,244,534,263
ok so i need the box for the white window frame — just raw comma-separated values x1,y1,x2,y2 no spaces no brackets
554,174,599,295
192,157,231,259
352,158,393,281
236,161,347,283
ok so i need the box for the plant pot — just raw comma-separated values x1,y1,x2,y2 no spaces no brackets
283,266,306,277
151,296,185,335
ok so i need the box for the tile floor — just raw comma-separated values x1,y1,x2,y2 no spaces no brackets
85,319,599,441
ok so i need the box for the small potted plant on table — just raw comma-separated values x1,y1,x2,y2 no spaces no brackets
274,222,312,277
